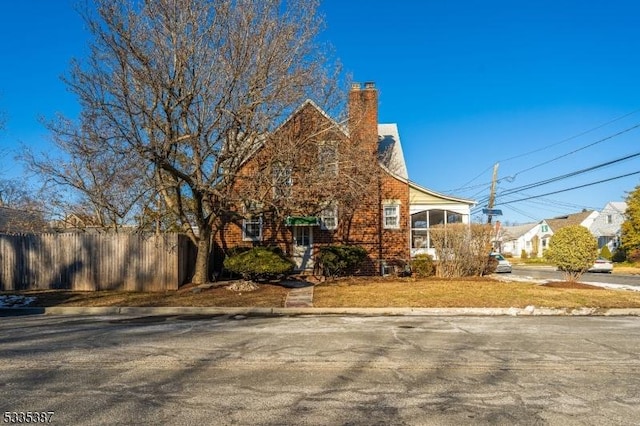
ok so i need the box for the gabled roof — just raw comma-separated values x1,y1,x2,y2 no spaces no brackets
262,98,474,207
591,201,628,237
501,223,538,241
377,123,408,180
279,102,410,180
0,206,49,233
604,201,627,213
408,181,476,205
273,99,348,137
543,210,596,232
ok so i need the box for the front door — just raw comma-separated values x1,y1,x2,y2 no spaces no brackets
292,226,314,271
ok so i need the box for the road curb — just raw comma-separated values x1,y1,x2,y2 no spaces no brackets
2,306,640,317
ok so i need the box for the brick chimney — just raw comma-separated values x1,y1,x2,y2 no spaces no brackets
349,82,378,157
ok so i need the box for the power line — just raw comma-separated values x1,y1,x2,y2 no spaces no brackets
496,151,640,200
499,171,640,205
498,108,640,163
505,123,640,180
472,150,640,206
446,110,640,193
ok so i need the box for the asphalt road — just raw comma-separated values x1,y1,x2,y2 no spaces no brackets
1,314,639,425
511,265,640,288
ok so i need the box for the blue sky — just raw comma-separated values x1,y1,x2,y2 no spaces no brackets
1,1,640,224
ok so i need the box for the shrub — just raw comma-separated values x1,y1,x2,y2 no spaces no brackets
225,246,251,259
223,246,294,282
520,249,528,260
544,225,598,282
411,254,435,278
430,223,493,277
599,245,612,260
318,245,367,278
612,248,627,263
629,248,640,264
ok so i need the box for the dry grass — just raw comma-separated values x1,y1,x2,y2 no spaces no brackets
10,282,288,308
4,276,640,309
313,277,640,309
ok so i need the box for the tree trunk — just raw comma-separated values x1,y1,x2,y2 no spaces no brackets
192,227,212,284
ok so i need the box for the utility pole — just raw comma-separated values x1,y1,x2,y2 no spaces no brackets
487,163,499,224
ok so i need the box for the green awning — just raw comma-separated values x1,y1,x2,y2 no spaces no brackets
285,216,319,226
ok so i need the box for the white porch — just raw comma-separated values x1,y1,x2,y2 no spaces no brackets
408,182,474,259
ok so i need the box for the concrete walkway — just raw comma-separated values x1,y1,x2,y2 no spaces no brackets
284,286,314,307
282,280,315,308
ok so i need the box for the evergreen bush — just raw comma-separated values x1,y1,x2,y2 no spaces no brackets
544,225,598,282
318,245,367,277
520,249,528,259
612,248,627,263
411,254,435,278
223,246,294,282
599,245,612,260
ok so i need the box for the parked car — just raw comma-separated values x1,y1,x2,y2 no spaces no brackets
490,253,512,273
587,257,613,273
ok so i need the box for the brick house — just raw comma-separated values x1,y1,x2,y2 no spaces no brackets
215,82,474,274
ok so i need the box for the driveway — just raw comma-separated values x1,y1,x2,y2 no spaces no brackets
1,314,639,425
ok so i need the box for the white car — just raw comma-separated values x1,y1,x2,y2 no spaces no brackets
490,253,512,273
587,257,613,273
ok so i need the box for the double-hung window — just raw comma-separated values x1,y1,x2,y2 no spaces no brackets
383,203,400,229
242,202,263,241
320,204,338,230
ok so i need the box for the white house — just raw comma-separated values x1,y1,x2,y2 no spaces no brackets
500,210,599,258
500,222,540,258
590,201,627,252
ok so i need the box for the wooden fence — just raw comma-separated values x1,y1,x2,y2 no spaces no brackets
0,233,196,292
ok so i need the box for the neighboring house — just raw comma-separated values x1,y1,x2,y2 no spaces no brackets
537,210,599,257
499,222,540,257
590,202,627,251
499,209,599,258
216,82,474,274
0,206,49,233
50,213,104,233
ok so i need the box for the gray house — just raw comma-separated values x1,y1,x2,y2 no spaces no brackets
590,202,627,251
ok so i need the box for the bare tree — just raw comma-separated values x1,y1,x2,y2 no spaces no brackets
431,223,494,277
24,0,341,283
233,102,377,241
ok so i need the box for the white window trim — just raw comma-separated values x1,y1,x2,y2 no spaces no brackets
320,204,338,231
383,204,400,229
242,216,263,241
242,203,263,241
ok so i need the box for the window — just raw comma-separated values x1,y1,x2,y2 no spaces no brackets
541,224,549,233
383,204,400,229
242,202,263,241
410,209,469,251
320,204,338,230
607,215,613,224
273,163,292,198
318,141,338,176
